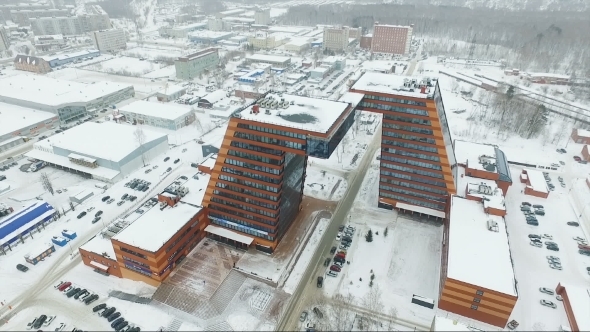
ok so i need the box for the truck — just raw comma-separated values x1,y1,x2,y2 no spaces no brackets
29,161,46,172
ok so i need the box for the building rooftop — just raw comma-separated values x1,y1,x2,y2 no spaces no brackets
120,100,193,121
351,71,438,99
525,169,548,194
360,60,401,72
179,171,212,207
374,24,412,29
338,92,365,109
286,37,310,46
558,283,590,331
25,149,120,179
0,75,132,108
34,34,64,42
74,4,107,16
577,128,590,138
80,234,117,260
188,30,234,39
447,196,516,296
464,177,506,211
239,93,350,134
176,48,218,62
41,49,99,62
38,122,167,162
246,53,291,63
0,103,56,139
454,140,497,172
268,26,311,34
222,16,255,23
113,199,202,253
157,84,186,96
431,316,470,331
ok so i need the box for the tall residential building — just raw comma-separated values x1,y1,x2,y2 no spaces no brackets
350,72,457,216
0,25,9,52
29,5,110,36
92,29,127,52
323,26,350,52
371,23,413,55
174,48,219,80
254,8,271,25
10,9,70,26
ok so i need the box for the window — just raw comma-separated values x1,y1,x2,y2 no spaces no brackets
476,290,484,296
473,298,481,303
471,305,478,310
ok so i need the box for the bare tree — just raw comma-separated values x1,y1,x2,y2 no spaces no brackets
362,284,383,326
386,307,398,331
133,126,147,166
328,293,356,331
40,172,54,196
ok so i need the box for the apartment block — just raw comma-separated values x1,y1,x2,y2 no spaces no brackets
323,26,350,52
29,5,110,36
10,9,70,26
254,8,271,25
350,72,457,217
0,25,9,52
371,23,413,55
174,48,219,80
92,29,127,52
248,32,289,50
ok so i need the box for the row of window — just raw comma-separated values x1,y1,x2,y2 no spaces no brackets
359,101,429,116
364,94,427,107
237,123,307,140
122,255,150,269
381,154,442,171
380,191,445,211
222,166,280,185
211,197,277,218
218,174,279,193
225,158,281,175
165,220,198,253
210,217,274,241
383,130,437,145
381,169,447,188
213,189,278,210
383,122,434,135
209,203,275,225
234,132,304,151
228,149,282,166
124,262,153,278
379,184,447,203
120,246,147,259
210,212,275,233
382,146,441,162
382,139,439,155
231,141,283,156
383,114,431,126
381,161,444,179
216,182,279,202
380,177,448,196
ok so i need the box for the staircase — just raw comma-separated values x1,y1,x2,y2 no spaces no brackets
165,318,183,332
209,270,246,313
207,321,234,331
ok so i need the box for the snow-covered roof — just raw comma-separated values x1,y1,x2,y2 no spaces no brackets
447,196,517,296
527,72,570,79
188,30,234,39
246,53,291,63
240,93,350,133
205,225,254,245
41,49,99,62
120,100,193,121
286,38,310,46
525,169,548,194
25,149,120,179
576,129,590,138
0,103,56,138
558,283,590,331
26,241,55,258
464,178,505,211
311,67,328,74
179,171,211,207
268,26,310,34
219,8,246,16
338,92,364,108
113,202,202,253
431,316,470,331
360,60,398,72
0,75,132,108
454,140,497,172
351,72,437,99
80,234,117,260
157,84,186,96
38,122,167,163
200,90,228,105
222,16,255,23
374,24,412,29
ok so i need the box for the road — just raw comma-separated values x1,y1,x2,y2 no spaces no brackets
277,125,382,331
405,43,423,77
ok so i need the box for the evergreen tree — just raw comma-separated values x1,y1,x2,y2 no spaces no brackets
365,229,373,242
506,85,515,99
384,227,388,237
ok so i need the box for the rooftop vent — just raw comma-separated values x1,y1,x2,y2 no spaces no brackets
487,219,499,232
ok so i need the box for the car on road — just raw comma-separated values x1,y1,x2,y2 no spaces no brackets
567,221,580,227
316,276,323,288
77,211,87,219
17,263,29,272
323,258,331,267
330,246,337,254
300,311,308,322
540,299,557,308
164,157,170,162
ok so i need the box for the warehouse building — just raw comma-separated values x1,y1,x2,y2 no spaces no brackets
158,22,206,38
26,122,168,182
284,38,311,53
25,242,56,265
42,49,101,67
33,34,66,52
13,54,52,73
188,30,234,44
156,84,187,102
174,48,219,80
119,100,196,130
0,201,56,252
0,74,134,123
244,54,291,68
454,140,512,195
0,103,58,153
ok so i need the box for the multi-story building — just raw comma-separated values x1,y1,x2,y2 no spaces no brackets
0,3,51,23
77,5,111,32
248,32,289,50
0,25,9,52
323,26,351,52
13,54,52,73
174,48,219,80
119,100,196,130
91,28,126,52
350,72,457,217
33,35,66,52
10,9,70,26
371,23,413,55
360,34,372,49
254,8,271,25
29,5,110,36
207,17,227,31
201,93,358,252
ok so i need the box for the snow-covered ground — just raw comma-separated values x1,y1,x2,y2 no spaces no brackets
83,56,163,77
303,169,347,201
121,46,183,61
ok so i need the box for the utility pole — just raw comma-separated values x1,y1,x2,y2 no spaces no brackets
467,34,476,68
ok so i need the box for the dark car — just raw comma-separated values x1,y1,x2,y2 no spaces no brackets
330,246,337,254
92,216,101,224
115,320,128,331
174,158,180,164
317,276,323,288
129,196,137,202
547,246,560,252
534,210,545,215
579,249,590,256
16,263,29,272
342,236,353,242
324,258,331,267
529,234,541,239
568,221,580,226
67,287,81,298
166,167,172,172
338,225,345,232
33,315,47,329
107,312,121,322
74,289,87,300
111,317,124,328
85,294,99,305
93,303,107,312
95,210,103,217
121,193,128,200
77,211,87,219
164,157,170,162
102,196,110,202
141,186,148,192
527,220,539,226
102,307,116,318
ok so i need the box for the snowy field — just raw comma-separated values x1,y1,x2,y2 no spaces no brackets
121,46,183,61
303,168,347,201
82,56,163,77
141,65,176,79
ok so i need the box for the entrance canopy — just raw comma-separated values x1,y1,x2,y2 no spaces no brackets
90,260,109,271
205,225,254,245
396,202,446,219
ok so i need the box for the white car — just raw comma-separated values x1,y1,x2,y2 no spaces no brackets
54,281,64,289
336,233,342,241
578,240,589,246
26,318,37,330
549,264,563,270
573,236,586,242
43,315,56,326
326,270,338,277
539,287,554,295
542,234,553,240
556,295,563,301
530,241,542,248
87,207,95,212
540,299,557,308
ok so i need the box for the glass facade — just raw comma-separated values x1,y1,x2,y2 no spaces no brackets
306,109,356,159
434,84,458,189
276,153,305,239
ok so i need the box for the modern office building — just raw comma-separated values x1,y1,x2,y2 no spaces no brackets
371,23,413,55
254,8,271,25
174,48,219,80
0,25,9,52
350,72,457,218
202,93,358,253
91,28,126,52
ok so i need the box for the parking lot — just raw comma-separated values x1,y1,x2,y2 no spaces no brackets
504,168,590,331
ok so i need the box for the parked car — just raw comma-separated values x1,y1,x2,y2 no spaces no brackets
26,318,37,330
43,315,56,326
535,210,545,215
330,265,341,272
300,311,308,322
121,193,128,200
542,234,553,239
101,307,116,318
317,276,323,288
330,246,337,254
313,307,324,319
95,210,103,217
117,200,125,206
54,322,66,331
166,167,172,172
507,320,519,330
76,211,87,219
336,233,342,241
550,264,563,270
579,249,590,256
54,281,64,289
110,317,124,328
34,315,47,329
17,263,29,272
107,312,121,322
539,287,554,295
529,234,541,239
527,220,539,226
567,221,580,227
115,320,128,331
164,157,170,162
174,158,180,164
67,287,81,298
84,294,99,305
530,241,542,248
74,289,88,300
540,299,557,308
573,236,586,242
58,282,71,291
102,196,110,202
547,245,560,252
521,202,531,206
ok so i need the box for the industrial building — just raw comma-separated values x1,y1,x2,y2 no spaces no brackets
174,48,219,80
245,54,291,68
26,122,168,182
0,102,58,152
248,32,290,50
0,74,133,123
284,38,311,53
13,54,52,73
0,25,10,52
323,26,359,52
439,196,517,328
519,169,549,198
188,31,234,44
350,72,457,217
371,24,413,55
33,34,66,52
156,84,187,102
0,201,56,252
42,49,101,67
25,243,56,265
118,100,196,130
91,28,127,52
158,22,206,38
254,8,271,25
555,283,590,332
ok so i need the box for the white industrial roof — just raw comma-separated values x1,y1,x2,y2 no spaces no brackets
157,84,186,96
240,93,350,133
246,53,291,63
80,234,117,260
120,100,193,121
268,26,311,34
113,202,202,253
0,75,132,108
179,171,211,207
41,49,99,62
559,283,590,331
464,178,506,211
454,140,497,172
0,103,56,138
286,38,310,46
431,316,470,331
525,169,548,193
351,71,437,99
38,122,167,162
188,30,234,39
25,149,120,179
360,60,397,72
338,92,365,108
577,129,590,138
447,196,517,296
